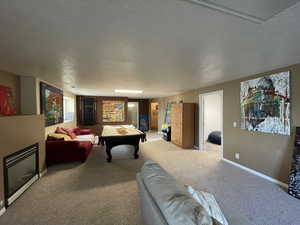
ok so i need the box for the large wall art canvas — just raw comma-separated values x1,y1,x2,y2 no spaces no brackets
40,82,63,126
0,85,16,116
102,100,125,122
240,71,290,135
288,127,300,199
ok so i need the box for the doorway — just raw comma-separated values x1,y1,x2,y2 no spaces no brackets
128,102,139,128
150,102,159,131
199,90,223,157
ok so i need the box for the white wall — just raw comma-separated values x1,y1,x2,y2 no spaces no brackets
203,93,222,141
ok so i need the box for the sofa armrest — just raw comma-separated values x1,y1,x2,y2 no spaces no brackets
77,141,93,151
137,173,169,225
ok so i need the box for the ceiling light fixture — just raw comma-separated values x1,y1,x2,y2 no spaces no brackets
115,89,143,94
182,0,264,24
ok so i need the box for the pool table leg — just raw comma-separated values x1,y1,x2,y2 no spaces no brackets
134,145,139,159
106,147,112,162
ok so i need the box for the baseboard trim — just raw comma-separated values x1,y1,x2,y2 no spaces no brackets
39,169,47,178
222,158,288,188
0,207,6,216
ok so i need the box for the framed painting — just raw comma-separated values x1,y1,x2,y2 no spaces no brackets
102,100,125,122
40,82,63,126
240,71,290,135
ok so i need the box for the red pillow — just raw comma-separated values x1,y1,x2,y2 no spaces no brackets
80,129,92,135
55,127,68,135
73,127,81,135
61,127,72,134
65,129,77,139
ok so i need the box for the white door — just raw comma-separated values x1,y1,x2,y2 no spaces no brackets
199,91,223,155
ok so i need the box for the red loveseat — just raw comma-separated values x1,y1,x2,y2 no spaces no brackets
46,127,96,166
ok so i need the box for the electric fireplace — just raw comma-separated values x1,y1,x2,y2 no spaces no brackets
3,143,39,207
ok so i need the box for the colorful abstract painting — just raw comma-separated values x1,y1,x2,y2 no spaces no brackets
0,85,16,116
102,100,125,122
40,82,63,126
240,71,290,135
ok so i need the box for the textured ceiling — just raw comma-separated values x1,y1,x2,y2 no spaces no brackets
0,0,300,98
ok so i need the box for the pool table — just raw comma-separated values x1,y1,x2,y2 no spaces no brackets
100,125,147,162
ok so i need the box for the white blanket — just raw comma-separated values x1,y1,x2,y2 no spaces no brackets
74,134,99,145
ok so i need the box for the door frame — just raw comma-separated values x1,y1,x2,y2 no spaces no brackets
199,90,223,158
136,102,139,129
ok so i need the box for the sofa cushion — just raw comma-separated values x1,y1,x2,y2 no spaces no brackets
80,129,92,135
55,127,68,135
59,128,75,138
187,186,228,225
73,127,81,135
63,128,77,139
68,131,77,139
141,160,217,225
75,134,96,144
48,133,71,141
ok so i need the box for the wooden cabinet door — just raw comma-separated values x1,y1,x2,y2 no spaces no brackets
171,104,183,146
150,103,158,130
182,103,195,148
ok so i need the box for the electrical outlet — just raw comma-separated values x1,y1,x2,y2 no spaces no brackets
233,121,237,128
235,153,240,160
0,200,3,207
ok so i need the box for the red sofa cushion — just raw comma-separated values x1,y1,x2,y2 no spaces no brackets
80,129,92,135
60,128,77,139
73,127,81,135
55,127,94,139
55,127,68,135
67,130,77,139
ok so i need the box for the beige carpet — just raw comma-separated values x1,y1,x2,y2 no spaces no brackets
145,130,163,141
0,145,145,225
1,140,300,225
142,141,300,225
